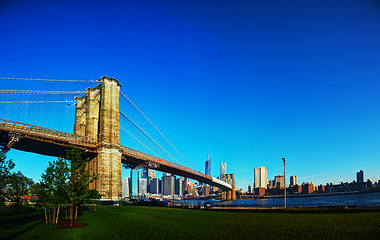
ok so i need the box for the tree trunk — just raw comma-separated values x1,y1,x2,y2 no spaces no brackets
50,206,53,224
70,204,74,227
75,206,78,220
44,207,47,224
56,207,60,224
48,206,51,224
53,206,56,224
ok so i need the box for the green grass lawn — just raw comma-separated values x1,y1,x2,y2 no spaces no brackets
1,206,379,240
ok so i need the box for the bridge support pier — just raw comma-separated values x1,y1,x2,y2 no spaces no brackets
221,174,236,201
74,76,122,201
96,146,122,200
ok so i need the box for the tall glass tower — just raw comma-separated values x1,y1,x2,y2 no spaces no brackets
220,162,227,179
130,169,139,197
205,155,211,176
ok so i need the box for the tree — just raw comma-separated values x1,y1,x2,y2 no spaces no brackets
0,150,15,207
66,148,99,227
37,148,100,226
8,171,34,208
37,157,70,224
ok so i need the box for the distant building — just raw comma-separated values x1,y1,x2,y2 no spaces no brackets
182,179,188,195
162,174,175,196
130,170,139,197
122,177,129,197
220,162,227,180
205,155,211,176
248,185,253,194
302,182,314,194
317,184,325,193
268,180,274,188
142,168,156,179
357,170,364,183
288,184,302,194
200,185,210,196
139,178,147,195
325,180,372,193
175,178,183,196
255,187,266,196
254,166,268,189
274,175,285,188
290,176,298,186
150,178,160,194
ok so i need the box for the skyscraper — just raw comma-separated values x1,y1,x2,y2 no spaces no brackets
175,178,183,196
122,177,129,197
139,178,147,195
150,178,160,194
290,175,298,186
141,168,156,179
162,174,175,196
220,162,227,179
254,166,268,189
357,170,364,183
205,155,211,176
130,169,139,197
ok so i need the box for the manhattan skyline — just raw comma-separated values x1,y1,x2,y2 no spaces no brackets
1,0,380,191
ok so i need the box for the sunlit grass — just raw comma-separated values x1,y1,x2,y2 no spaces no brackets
1,206,379,240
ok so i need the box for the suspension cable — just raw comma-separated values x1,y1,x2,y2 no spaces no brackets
120,90,199,171
0,90,86,94
120,126,160,157
0,77,99,83
119,110,181,165
0,100,74,103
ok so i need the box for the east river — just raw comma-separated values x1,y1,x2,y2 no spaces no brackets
175,192,380,208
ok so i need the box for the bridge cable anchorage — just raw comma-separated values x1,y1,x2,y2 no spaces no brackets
119,90,199,171
120,126,160,158
0,90,86,95
119,110,182,165
0,77,99,83
0,100,74,104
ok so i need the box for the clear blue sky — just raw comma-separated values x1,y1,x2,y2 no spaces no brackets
1,0,379,191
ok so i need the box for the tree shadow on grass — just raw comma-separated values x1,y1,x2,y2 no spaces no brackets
0,209,42,230
0,210,43,240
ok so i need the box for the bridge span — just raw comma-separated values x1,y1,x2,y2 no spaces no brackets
0,118,232,191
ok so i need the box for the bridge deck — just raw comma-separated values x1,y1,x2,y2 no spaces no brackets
0,119,232,190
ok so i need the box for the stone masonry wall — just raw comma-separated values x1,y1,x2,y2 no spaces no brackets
74,76,122,200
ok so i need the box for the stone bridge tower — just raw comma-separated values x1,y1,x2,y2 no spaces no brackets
74,76,122,200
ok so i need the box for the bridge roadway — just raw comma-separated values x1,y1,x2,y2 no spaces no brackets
0,119,231,190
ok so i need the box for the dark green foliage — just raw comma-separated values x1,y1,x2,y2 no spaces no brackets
38,157,70,207
8,171,34,207
65,148,98,207
36,148,99,225
0,150,15,206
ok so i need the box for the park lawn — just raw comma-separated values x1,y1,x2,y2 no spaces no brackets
1,206,379,240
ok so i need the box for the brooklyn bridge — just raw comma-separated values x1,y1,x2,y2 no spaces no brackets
0,76,235,200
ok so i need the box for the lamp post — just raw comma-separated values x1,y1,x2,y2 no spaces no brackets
282,158,287,209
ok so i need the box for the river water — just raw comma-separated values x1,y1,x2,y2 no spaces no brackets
175,192,380,208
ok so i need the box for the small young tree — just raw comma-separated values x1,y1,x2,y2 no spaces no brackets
37,157,70,224
8,171,34,208
37,148,99,226
0,150,15,207
66,148,99,227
